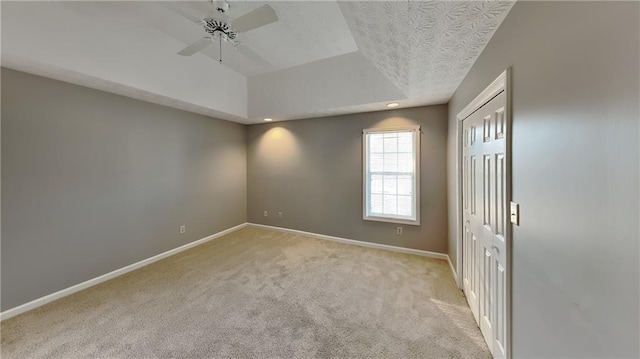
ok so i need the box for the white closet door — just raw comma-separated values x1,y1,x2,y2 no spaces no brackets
462,91,508,358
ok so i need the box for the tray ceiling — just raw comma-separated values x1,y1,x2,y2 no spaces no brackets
1,1,515,124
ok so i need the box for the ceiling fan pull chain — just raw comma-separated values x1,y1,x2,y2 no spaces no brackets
219,36,222,64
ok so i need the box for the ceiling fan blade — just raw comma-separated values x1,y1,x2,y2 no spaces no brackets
212,11,230,22
231,5,278,33
177,38,212,56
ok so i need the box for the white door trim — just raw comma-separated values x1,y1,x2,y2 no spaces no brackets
456,68,512,358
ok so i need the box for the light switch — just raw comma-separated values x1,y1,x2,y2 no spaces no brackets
510,202,519,225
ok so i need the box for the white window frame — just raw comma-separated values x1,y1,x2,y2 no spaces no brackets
362,125,420,226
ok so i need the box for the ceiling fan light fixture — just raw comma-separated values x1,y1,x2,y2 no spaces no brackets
386,102,400,108
264,118,273,122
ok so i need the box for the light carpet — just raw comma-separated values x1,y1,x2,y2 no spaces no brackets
1,227,490,358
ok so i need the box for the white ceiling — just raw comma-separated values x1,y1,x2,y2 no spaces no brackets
1,1,515,124
161,1,358,77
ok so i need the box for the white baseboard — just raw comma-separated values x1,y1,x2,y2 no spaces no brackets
247,223,448,260
0,222,248,321
2,222,450,321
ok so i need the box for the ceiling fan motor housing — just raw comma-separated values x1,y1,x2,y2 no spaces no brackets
215,0,230,13
202,18,237,40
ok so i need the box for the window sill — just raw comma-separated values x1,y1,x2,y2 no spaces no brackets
363,215,420,226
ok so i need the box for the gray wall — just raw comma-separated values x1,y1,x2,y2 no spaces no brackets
446,2,639,357
1,68,247,311
247,105,448,253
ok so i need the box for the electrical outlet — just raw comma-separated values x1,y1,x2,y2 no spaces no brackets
396,227,403,235
179,225,186,234
278,212,283,219
263,210,268,217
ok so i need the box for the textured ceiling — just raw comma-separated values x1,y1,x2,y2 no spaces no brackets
339,1,515,100
1,1,515,124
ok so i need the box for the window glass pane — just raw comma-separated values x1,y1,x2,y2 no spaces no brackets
383,153,398,172
383,175,397,195
364,129,418,223
370,153,383,172
397,175,413,195
369,134,384,153
398,195,413,216
398,153,413,173
383,195,397,215
371,175,383,194
383,134,398,152
371,194,383,214
398,132,413,152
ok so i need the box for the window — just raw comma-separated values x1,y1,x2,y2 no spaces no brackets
363,126,420,225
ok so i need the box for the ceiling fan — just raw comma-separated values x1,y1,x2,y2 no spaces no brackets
174,0,278,64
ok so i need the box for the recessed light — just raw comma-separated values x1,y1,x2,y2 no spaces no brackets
264,118,273,122
386,102,400,108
